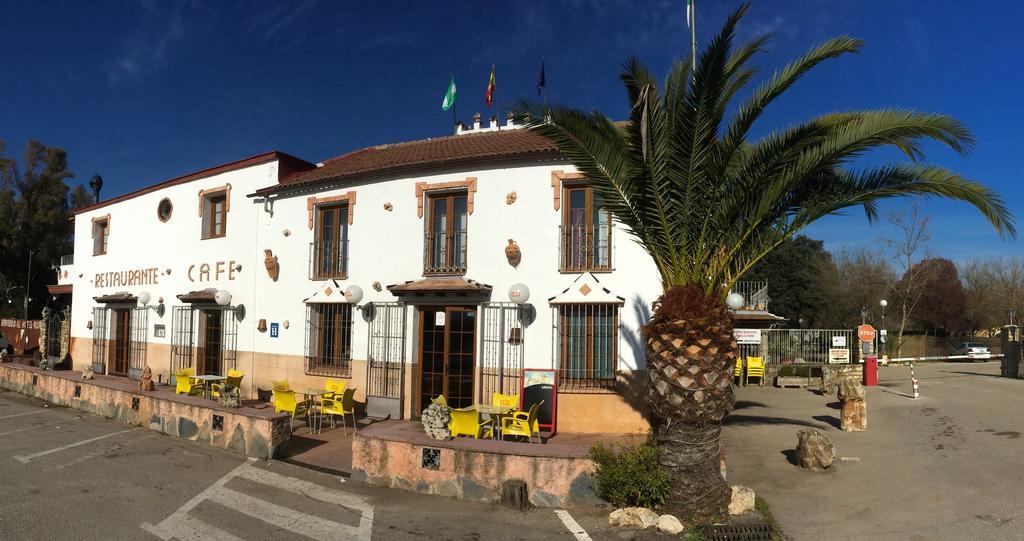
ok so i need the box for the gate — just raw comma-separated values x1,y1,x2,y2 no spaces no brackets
479,302,525,400
91,307,110,374
365,302,406,419
169,305,239,384
128,307,149,380
44,310,65,361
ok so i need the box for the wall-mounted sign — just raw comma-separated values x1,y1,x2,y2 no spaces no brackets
435,312,446,327
94,268,160,289
829,348,850,363
269,322,279,338
832,335,847,347
188,260,239,282
734,328,761,345
153,324,166,338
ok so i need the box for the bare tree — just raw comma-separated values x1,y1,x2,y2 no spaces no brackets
960,259,1002,337
884,207,932,356
817,247,895,329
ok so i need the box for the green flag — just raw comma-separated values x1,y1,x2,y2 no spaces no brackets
441,76,457,111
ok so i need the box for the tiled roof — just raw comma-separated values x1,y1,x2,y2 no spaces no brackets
256,129,560,195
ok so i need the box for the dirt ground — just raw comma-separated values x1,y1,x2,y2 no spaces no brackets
724,360,1024,541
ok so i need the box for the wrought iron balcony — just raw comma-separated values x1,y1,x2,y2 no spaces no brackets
729,280,770,311
559,225,613,272
423,230,467,275
309,240,349,280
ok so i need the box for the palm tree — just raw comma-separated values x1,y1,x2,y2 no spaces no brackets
516,4,1014,522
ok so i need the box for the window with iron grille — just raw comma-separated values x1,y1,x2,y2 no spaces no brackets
553,303,618,391
424,192,468,275
305,303,353,377
560,185,612,272
310,203,349,279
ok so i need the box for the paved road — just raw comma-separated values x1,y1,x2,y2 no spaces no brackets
725,361,1024,541
0,389,616,540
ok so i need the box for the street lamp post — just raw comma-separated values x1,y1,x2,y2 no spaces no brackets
860,306,868,326
1009,308,1017,327
22,250,34,321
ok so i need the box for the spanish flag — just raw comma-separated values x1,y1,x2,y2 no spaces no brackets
485,65,496,107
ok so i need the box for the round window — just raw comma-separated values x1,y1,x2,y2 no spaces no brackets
157,198,173,222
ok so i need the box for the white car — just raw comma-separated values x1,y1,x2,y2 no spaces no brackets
951,342,992,361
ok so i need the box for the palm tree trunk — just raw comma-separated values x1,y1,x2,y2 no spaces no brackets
644,285,736,522
656,420,729,522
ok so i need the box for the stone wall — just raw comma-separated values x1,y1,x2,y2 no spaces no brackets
0,363,291,458
351,430,599,508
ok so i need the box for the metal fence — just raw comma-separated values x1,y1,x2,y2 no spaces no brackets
737,328,879,365
551,303,619,391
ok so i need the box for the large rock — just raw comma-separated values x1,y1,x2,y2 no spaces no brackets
838,378,867,432
608,507,659,529
657,514,684,534
795,429,837,472
728,485,756,515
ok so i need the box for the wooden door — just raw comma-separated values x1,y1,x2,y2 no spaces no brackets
417,306,476,414
109,308,131,376
198,309,223,376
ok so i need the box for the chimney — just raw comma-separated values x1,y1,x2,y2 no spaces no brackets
473,112,482,130
506,111,515,128
455,121,464,135
489,116,498,129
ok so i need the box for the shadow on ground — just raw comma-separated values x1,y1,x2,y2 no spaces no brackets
724,414,828,429
811,415,841,429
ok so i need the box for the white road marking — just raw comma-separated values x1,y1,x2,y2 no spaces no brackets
45,434,158,472
0,410,47,420
12,428,134,463
555,509,593,541
0,419,63,436
141,459,374,541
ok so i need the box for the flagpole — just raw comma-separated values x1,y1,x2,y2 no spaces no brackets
690,0,697,73
542,55,549,111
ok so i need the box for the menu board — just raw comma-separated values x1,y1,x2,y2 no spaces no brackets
521,369,557,435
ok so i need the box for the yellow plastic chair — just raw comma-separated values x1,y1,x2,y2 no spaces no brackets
734,358,745,386
269,380,291,407
501,401,543,444
210,369,245,399
273,389,311,430
325,379,348,400
319,387,358,435
449,408,494,439
174,368,203,396
746,356,765,386
431,395,448,407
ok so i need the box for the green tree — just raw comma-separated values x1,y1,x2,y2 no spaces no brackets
69,184,94,210
0,140,76,318
516,4,1013,521
744,235,830,326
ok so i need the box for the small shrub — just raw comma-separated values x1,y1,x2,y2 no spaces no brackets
590,439,670,508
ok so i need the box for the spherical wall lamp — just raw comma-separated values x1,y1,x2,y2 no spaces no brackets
726,292,744,310
344,285,364,305
508,283,530,305
214,289,232,306
137,291,152,306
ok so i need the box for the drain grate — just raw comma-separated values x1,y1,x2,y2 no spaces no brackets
702,523,774,541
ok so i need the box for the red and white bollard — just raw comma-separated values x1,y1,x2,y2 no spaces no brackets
910,360,920,399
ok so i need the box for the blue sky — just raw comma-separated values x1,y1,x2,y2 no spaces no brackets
2,0,1022,260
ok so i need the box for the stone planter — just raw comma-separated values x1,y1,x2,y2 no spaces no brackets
775,375,808,388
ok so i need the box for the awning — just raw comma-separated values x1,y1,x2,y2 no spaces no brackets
387,277,492,298
93,292,137,304
304,279,349,304
176,288,218,303
47,284,72,295
548,273,625,305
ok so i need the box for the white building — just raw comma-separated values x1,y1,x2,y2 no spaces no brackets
57,117,662,433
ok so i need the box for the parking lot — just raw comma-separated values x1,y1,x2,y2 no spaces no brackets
724,361,1024,540
0,388,616,540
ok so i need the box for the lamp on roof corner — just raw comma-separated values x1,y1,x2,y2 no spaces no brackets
214,290,232,306
726,293,744,311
